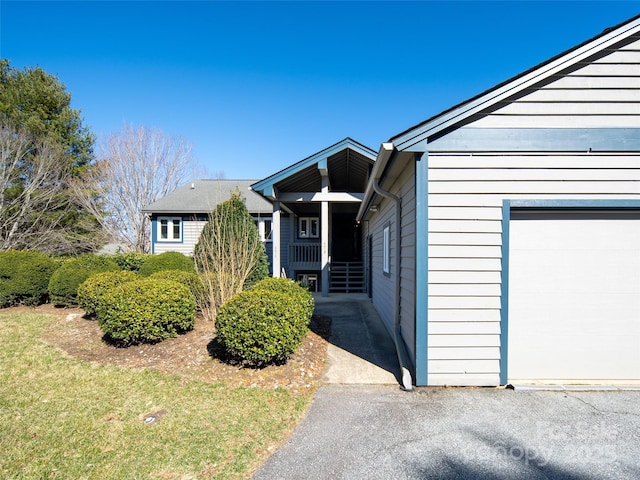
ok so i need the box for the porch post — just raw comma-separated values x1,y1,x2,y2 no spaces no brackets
272,201,281,278
321,199,329,296
320,169,330,296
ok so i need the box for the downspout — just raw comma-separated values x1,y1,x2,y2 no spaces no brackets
371,147,414,391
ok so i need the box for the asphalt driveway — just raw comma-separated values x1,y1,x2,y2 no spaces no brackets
252,295,640,479
252,385,640,479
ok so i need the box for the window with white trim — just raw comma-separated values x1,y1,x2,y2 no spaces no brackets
255,218,273,242
158,217,182,241
298,217,319,239
383,224,390,275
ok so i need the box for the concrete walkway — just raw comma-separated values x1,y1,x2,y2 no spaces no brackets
313,293,400,385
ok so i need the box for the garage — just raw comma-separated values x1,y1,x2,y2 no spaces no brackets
508,209,640,384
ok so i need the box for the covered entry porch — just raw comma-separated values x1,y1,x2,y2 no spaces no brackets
251,138,376,296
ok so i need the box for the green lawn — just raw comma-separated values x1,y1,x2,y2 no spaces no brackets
0,312,311,479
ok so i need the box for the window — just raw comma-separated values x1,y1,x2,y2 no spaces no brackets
299,217,319,238
383,224,390,275
255,218,273,242
158,217,182,241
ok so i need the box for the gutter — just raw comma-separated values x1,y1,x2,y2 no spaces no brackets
365,143,414,391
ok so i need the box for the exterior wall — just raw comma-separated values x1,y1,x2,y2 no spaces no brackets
418,38,640,386
426,151,640,386
152,216,206,256
151,216,276,271
367,161,416,367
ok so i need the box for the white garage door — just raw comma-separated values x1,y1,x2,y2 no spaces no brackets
508,210,640,384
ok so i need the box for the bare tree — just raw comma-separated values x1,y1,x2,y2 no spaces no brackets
0,124,85,253
76,123,200,253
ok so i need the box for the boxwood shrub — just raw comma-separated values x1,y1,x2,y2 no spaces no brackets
97,278,196,346
48,254,120,307
149,270,204,303
77,270,138,317
215,289,310,366
111,252,148,272
0,250,57,307
251,277,315,319
138,251,195,277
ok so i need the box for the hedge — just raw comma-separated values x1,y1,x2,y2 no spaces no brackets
48,254,120,307
138,251,195,277
0,250,57,307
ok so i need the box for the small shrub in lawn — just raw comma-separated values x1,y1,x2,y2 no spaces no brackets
138,251,195,277
215,289,310,366
149,270,204,303
0,250,57,307
77,270,138,317
111,252,148,272
48,254,120,307
251,277,315,319
97,278,196,345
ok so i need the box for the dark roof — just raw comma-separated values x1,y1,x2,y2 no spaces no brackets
143,179,273,214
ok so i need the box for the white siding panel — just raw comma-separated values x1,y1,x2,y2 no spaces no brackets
429,232,502,245
428,207,503,220
429,258,501,271
474,115,640,128
430,181,640,195
428,284,501,297
429,168,640,182
428,309,501,322
429,245,502,258
429,296,501,309
429,220,503,233
429,334,500,347
428,153,640,169
429,322,500,335
428,271,502,284
428,347,499,360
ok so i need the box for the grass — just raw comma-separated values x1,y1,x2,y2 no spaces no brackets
0,312,312,479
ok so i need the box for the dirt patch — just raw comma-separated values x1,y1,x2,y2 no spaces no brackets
11,304,331,393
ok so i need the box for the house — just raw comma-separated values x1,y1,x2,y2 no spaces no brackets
357,14,640,387
143,139,377,297
252,138,376,295
143,179,274,258
145,14,640,389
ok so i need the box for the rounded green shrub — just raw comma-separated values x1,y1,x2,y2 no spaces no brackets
0,250,57,307
77,270,138,317
251,277,315,319
215,289,310,366
48,254,120,307
111,252,148,272
97,278,196,346
138,251,195,277
149,270,204,302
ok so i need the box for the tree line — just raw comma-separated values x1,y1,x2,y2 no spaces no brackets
0,59,199,255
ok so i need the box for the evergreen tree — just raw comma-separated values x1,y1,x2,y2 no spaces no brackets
0,60,103,254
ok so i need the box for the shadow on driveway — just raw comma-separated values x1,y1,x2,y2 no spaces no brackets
312,293,401,385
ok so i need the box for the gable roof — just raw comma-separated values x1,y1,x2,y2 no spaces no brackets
252,137,376,198
143,179,273,215
391,13,640,152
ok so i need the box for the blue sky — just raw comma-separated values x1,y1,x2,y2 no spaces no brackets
1,1,639,180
